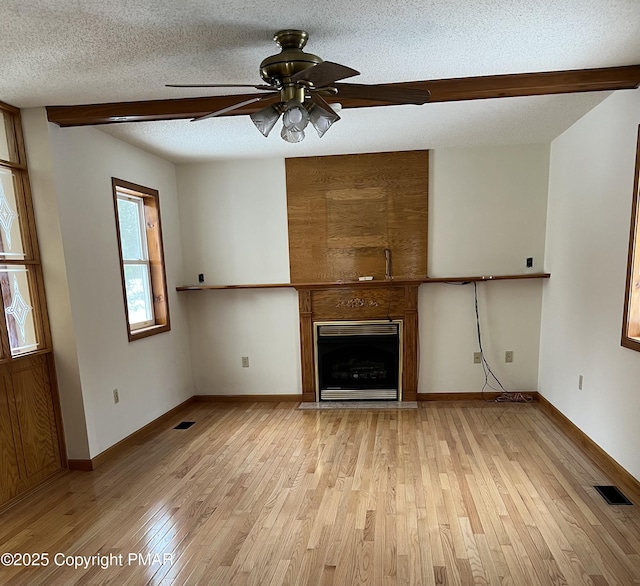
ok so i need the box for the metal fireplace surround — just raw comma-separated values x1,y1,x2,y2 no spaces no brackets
315,320,403,401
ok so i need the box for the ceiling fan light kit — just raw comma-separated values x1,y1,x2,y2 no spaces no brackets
251,95,341,140
168,29,431,143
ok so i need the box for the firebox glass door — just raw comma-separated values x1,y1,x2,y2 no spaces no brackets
316,322,400,400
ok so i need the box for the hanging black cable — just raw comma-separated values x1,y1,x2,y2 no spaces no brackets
473,281,532,403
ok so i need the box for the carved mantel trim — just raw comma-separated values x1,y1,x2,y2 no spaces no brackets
336,298,380,308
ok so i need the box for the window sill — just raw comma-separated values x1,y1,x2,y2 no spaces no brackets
128,323,170,342
621,335,640,352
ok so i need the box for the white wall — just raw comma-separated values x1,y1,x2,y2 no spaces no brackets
27,113,194,458
420,145,549,392
185,289,301,395
177,160,301,395
540,88,640,482
429,145,549,278
178,147,549,396
176,159,290,286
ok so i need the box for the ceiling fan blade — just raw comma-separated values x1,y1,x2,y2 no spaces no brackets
192,93,279,121
333,83,431,104
167,83,276,90
292,61,360,88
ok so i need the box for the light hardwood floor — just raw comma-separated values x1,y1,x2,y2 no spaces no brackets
1,401,639,585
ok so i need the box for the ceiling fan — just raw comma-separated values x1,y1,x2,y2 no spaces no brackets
166,29,432,143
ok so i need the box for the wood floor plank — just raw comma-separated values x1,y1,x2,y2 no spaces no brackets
1,401,640,585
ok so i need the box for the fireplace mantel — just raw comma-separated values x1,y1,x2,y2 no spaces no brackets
296,282,420,402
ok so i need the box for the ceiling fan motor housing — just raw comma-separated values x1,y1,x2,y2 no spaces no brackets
259,30,323,88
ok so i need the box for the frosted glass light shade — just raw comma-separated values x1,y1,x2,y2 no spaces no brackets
282,101,309,132
308,103,340,138
281,126,305,143
250,105,281,137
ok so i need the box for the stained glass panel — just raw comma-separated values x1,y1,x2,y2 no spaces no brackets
0,265,38,356
0,168,25,259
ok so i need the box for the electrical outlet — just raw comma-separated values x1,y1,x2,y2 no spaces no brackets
578,374,583,390
526,257,533,268
505,351,514,363
473,352,482,364
242,356,249,368
113,388,119,404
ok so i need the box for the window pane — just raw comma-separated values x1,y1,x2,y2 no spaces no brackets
117,197,144,260
0,168,25,259
0,113,11,162
0,265,38,356
123,263,154,326
113,178,170,340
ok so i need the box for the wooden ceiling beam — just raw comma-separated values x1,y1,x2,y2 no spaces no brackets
46,65,640,127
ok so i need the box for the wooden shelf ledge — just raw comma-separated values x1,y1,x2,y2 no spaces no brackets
177,282,294,291
176,273,550,291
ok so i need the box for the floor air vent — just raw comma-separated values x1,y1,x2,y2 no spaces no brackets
594,485,632,505
174,421,195,430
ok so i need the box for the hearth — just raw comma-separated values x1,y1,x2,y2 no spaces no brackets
315,320,402,401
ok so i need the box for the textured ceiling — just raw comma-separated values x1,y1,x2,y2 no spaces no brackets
2,0,639,161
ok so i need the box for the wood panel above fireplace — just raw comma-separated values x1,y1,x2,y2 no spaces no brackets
285,151,429,284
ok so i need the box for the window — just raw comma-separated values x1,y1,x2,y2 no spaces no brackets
112,178,170,341
0,101,50,358
622,125,640,352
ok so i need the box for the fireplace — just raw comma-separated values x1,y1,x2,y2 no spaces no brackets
315,320,402,401
296,283,419,402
